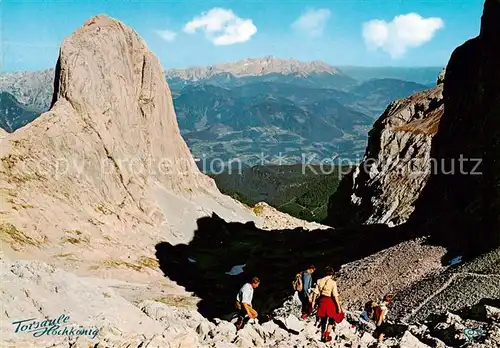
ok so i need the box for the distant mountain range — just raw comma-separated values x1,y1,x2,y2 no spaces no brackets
338,66,442,86
0,92,40,132
0,57,438,165
348,78,432,117
0,69,55,111
175,82,373,166
167,56,343,78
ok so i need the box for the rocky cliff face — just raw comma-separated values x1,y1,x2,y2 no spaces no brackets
327,0,500,256
0,14,262,260
326,77,444,227
408,0,500,253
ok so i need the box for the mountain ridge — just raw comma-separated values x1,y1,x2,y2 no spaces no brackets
165,55,346,80
0,65,431,165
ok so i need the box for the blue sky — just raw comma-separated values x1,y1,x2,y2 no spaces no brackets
1,0,484,72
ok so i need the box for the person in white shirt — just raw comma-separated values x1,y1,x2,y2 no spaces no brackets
235,277,260,329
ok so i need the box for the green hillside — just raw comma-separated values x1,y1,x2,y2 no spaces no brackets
210,164,354,222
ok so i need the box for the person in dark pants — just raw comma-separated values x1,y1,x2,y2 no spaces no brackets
234,277,260,330
298,265,316,319
373,294,393,342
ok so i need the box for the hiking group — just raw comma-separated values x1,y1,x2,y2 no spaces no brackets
234,266,392,344
293,265,393,342
293,265,345,342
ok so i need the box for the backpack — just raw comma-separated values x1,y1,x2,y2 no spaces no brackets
364,300,379,321
292,272,303,292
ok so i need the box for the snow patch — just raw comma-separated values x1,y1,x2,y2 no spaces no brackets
225,264,246,276
449,256,463,266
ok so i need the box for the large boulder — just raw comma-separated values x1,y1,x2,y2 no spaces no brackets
399,331,431,348
274,314,304,334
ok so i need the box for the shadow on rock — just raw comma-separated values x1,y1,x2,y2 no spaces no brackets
155,213,415,321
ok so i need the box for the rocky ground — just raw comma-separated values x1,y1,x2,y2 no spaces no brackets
3,248,499,348
2,241,499,347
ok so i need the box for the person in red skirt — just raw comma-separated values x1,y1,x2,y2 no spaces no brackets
311,266,344,343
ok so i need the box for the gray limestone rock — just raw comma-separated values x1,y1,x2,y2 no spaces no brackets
399,331,432,348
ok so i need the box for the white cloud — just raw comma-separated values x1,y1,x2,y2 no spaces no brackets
155,29,177,42
292,8,331,37
183,8,257,46
363,13,444,58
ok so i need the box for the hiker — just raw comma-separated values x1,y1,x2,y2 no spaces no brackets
311,266,344,343
295,265,316,319
373,294,393,342
235,277,260,330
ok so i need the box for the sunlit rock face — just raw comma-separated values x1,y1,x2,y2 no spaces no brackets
326,79,444,228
